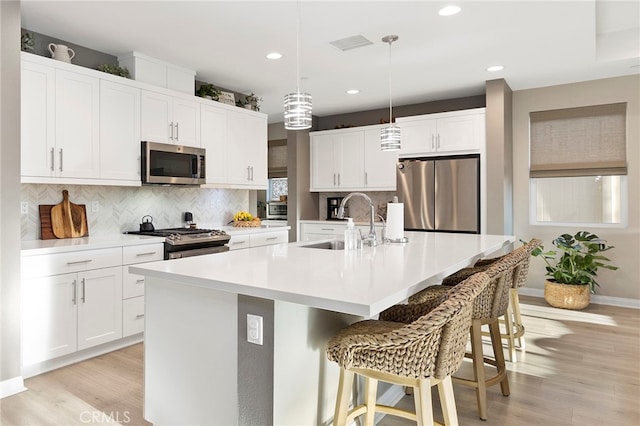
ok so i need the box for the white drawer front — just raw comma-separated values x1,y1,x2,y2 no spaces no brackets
123,296,145,337
228,235,250,250
22,247,122,279
301,223,345,235
250,231,288,247
122,243,164,265
123,270,146,299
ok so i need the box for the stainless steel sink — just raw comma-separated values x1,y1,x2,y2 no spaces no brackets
300,240,345,250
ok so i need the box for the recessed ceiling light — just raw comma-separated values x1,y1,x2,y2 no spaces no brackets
487,65,505,72
346,89,360,95
438,5,461,16
266,52,283,60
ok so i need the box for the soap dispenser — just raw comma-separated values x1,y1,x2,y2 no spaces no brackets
344,218,358,250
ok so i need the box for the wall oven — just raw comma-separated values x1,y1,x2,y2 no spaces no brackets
141,141,206,185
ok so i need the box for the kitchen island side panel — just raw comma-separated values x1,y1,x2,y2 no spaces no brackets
144,277,238,425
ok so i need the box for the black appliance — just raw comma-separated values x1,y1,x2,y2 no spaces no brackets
126,227,230,259
141,141,206,185
327,197,347,220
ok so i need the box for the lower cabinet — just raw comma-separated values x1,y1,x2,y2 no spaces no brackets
22,266,123,365
300,222,384,242
227,230,289,250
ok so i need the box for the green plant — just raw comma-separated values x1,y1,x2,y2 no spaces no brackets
196,83,221,101
21,32,35,52
531,231,617,293
97,64,130,78
243,92,262,111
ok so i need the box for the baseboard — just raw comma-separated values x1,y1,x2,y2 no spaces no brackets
22,334,143,379
518,288,640,309
0,376,27,399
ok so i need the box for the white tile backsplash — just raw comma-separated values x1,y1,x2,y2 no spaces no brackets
21,184,249,240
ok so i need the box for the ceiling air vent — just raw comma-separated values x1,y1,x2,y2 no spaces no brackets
329,34,373,52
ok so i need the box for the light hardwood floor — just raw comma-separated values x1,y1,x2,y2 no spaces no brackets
1,296,639,426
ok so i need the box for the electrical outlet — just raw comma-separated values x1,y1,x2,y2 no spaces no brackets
247,314,263,345
20,201,29,215
91,200,99,212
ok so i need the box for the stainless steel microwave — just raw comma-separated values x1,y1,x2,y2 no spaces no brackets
141,141,206,185
266,201,287,220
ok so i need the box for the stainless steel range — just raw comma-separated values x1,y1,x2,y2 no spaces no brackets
126,228,231,259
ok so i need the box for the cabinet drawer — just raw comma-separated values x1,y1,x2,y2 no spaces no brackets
123,296,145,337
123,270,146,299
228,235,250,250
122,243,164,265
301,223,345,235
250,231,288,247
22,247,122,279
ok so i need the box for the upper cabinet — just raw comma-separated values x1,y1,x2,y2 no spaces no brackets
396,108,486,157
310,124,397,192
200,103,228,185
225,110,268,188
140,90,200,146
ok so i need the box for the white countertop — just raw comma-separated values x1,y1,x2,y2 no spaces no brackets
131,231,515,317
21,234,166,256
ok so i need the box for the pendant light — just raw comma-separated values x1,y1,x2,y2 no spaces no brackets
380,35,400,151
284,0,312,130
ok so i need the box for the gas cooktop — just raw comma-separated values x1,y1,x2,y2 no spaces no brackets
126,228,230,246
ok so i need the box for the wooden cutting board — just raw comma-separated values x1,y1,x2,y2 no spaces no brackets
41,190,88,239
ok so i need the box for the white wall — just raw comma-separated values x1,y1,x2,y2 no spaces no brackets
513,75,640,300
0,0,23,393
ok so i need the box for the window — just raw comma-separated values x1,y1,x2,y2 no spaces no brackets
529,103,627,226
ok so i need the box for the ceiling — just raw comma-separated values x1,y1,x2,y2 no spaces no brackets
20,1,640,124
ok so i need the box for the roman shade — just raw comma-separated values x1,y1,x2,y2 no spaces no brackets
529,102,627,178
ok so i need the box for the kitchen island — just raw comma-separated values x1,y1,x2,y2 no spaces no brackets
130,231,514,425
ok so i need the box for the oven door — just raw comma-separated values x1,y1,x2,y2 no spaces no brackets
266,202,287,220
166,245,229,259
142,141,206,185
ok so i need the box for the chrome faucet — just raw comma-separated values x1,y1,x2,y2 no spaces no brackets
337,192,377,247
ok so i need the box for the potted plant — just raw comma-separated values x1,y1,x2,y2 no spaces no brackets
196,83,221,101
97,64,131,78
532,231,618,310
242,92,262,111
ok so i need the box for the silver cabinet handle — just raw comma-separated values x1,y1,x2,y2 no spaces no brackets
321,228,335,231
66,259,93,265
135,314,145,319
169,122,174,141
333,173,336,186
81,278,86,303
431,134,435,150
247,166,251,181
231,240,247,245
50,148,55,171
59,148,63,171
365,172,368,186
250,166,254,181
135,251,157,257
72,279,77,305
266,237,278,241
175,122,179,141
136,279,145,284
437,133,441,149
338,174,341,186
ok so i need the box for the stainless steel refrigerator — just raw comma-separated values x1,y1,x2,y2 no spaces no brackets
397,155,480,233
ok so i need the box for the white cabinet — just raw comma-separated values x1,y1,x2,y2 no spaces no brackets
397,108,485,157
22,248,123,365
201,103,228,184
299,222,383,242
311,130,365,191
226,110,267,188
99,80,141,182
141,89,200,146
310,124,397,191
21,57,100,180
227,230,289,250
363,127,398,190
55,69,101,178
21,59,55,178
121,243,164,337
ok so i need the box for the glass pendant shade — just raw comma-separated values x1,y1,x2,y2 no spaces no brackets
284,91,312,130
380,125,401,151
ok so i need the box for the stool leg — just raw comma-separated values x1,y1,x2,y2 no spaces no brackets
414,378,434,426
334,368,354,426
504,300,517,362
488,320,510,397
437,376,459,426
364,377,378,426
511,288,525,349
470,319,488,420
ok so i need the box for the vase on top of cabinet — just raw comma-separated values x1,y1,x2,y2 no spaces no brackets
48,43,75,63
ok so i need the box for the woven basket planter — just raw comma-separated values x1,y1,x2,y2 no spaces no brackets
544,280,590,310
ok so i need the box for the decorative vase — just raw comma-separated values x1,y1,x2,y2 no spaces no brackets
48,43,75,63
544,280,590,310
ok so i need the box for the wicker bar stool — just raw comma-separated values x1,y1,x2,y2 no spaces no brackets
327,272,490,426
395,240,541,420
